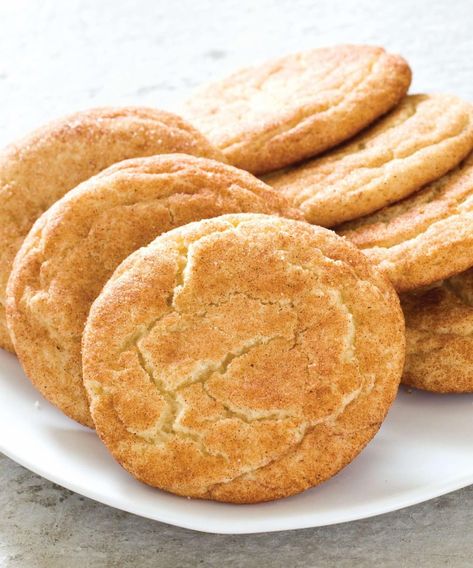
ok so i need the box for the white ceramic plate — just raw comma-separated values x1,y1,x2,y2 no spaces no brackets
1,349,472,535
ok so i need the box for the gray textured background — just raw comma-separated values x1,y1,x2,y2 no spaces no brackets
1,0,472,566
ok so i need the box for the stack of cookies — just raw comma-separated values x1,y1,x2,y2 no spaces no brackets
1,45,471,504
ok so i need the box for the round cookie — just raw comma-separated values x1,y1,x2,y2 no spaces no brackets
338,150,473,292
0,107,224,352
401,269,473,393
266,94,473,226
82,214,405,503
183,45,411,175
6,155,297,427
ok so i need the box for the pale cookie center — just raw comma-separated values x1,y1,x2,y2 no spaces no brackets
106,229,369,484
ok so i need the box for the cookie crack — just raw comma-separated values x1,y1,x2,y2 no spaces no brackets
30,166,261,298
113,222,303,455
269,96,420,188
367,208,473,259
139,336,295,420
130,334,298,460
348,175,473,252
105,221,372,488
129,290,364,488
204,384,366,497
297,116,472,209
20,183,250,346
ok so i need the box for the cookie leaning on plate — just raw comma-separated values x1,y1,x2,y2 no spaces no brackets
82,214,405,503
183,45,411,175
6,155,298,427
401,270,473,393
0,107,224,352
338,150,473,291
266,94,473,226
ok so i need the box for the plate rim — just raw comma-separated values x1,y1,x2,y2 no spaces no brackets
1,441,472,534
2,350,473,535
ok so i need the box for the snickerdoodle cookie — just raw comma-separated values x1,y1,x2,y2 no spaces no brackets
183,45,411,175
338,150,473,291
82,214,405,503
6,156,297,427
267,94,473,226
0,107,223,352
401,270,473,393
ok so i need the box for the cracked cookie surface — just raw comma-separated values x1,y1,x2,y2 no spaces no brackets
82,214,405,503
183,45,411,175
0,107,224,352
267,94,473,226
401,270,473,393
338,149,473,291
6,155,296,427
